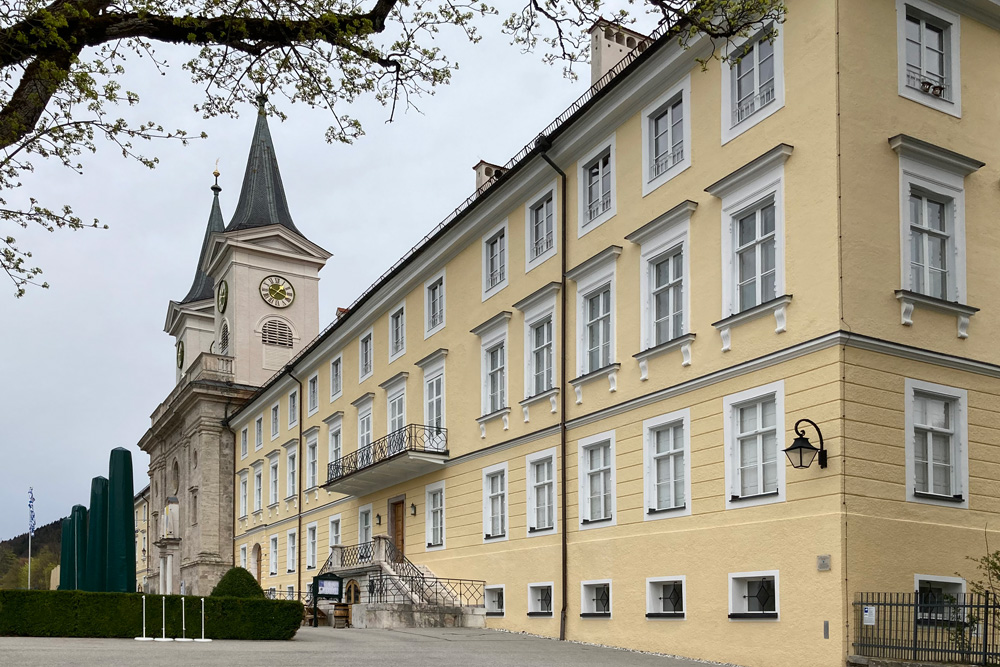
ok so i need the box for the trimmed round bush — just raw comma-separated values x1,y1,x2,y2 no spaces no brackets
210,567,265,599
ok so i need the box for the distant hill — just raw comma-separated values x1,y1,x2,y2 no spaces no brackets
0,519,62,589
1,519,62,558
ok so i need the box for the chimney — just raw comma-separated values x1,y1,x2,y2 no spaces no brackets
473,160,506,190
336,307,350,319
589,20,651,87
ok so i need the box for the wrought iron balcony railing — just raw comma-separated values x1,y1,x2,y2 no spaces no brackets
326,424,448,484
367,572,485,608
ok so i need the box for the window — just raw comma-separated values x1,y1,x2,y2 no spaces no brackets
270,404,280,439
567,247,618,381
269,535,279,575
581,438,613,525
262,319,293,347
915,575,966,621
426,481,445,549
905,378,968,507
329,515,341,548
485,586,505,617
358,407,372,449
287,585,295,599
239,472,248,517
287,390,298,428
528,583,554,616
358,505,372,545
724,381,786,509
327,417,342,465
722,23,784,142
254,416,263,451
286,530,297,573
735,200,777,313
220,321,230,356
525,183,557,270
527,448,556,535
241,427,248,459
239,544,247,569
644,409,692,519
388,389,405,434
472,312,510,423
585,287,612,372
268,455,279,505
641,75,693,194
306,523,317,569
576,136,617,234
486,343,505,414
646,577,686,619
359,331,374,380
482,462,508,541
530,319,553,396
306,435,318,489
253,465,262,512
425,273,446,335
420,350,447,451
191,492,198,524
482,222,508,297
581,580,612,617
729,571,779,619
286,446,297,498
651,250,684,344
516,283,558,406
308,374,319,414
389,305,406,360
330,356,343,400
585,153,612,223
896,0,961,116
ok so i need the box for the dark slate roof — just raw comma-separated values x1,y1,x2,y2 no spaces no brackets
180,182,226,304
225,98,302,235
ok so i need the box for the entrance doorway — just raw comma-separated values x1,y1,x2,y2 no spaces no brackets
251,543,261,582
388,498,405,559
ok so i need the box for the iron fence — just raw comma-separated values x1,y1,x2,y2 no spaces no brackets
339,541,375,569
327,424,447,484
265,588,312,604
853,591,999,665
366,572,485,608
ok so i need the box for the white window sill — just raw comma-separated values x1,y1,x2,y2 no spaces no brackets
579,208,615,238
527,525,556,538
482,280,508,302
519,387,559,423
330,391,343,403
634,333,696,380
643,160,690,198
895,290,979,339
712,295,792,352
569,363,621,405
476,406,510,438
359,370,373,383
389,348,406,364
424,322,445,340
526,246,556,273
899,83,960,118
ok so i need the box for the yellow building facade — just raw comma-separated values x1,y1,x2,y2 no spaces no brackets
222,1,1000,665
134,485,149,592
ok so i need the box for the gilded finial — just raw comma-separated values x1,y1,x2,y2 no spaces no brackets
212,159,221,194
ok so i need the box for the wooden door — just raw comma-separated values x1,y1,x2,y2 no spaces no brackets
391,501,404,557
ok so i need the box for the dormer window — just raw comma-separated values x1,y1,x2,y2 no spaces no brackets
262,319,293,348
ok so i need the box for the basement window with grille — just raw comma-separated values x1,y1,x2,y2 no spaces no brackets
485,585,505,617
581,580,612,618
262,319,294,348
646,576,685,619
729,571,779,620
527,583,553,617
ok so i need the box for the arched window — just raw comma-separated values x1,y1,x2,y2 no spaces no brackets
262,319,294,348
220,321,230,356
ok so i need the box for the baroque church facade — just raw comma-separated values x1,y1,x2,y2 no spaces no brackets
139,99,329,596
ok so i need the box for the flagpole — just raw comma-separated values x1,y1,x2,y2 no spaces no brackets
27,488,35,591
27,531,31,590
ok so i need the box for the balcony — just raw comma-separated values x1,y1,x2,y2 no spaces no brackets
324,424,448,496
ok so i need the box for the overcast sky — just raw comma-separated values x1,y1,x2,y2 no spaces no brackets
0,11,652,541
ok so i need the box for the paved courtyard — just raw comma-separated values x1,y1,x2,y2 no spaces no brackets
0,627,739,666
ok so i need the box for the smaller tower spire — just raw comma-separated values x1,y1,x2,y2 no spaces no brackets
179,171,226,304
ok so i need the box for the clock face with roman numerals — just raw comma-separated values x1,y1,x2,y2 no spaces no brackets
260,275,295,308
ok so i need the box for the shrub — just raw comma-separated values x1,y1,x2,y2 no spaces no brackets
210,567,265,599
0,590,301,640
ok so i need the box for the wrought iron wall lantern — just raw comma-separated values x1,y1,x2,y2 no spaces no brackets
375,514,381,525
410,503,417,516
783,418,827,469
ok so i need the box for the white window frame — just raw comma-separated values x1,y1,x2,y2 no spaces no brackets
915,574,966,620
571,254,617,377
904,378,968,509
286,529,297,573
268,454,279,505
482,461,509,542
475,316,509,417
287,389,298,428
357,400,373,450
359,328,374,381
578,430,616,530
577,135,617,236
481,219,509,300
525,180,558,271
305,432,318,490
238,471,248,517
358,503,373,545
387,385,406,435
241,427,249,459
326,414,343,467
270,403,280,440
307,373,319,416
285,444,297,498
527,582,555,616
425,481,446,551
424,269,446,338
723,380,786,509
643,409,692,520
388,302,406,362
634,207,691,353
642,74,692,196
422,355,446,449
526,447,558,537
896,0,961,117
269,534,279,575
485,585,506,616
580,579,612,617
306,522,318,569
330,355,343,401
729,570,780,620
518,289,557,400
328,514,342,550
252,463,263,512
721,22,785,144
646,575,687,619
255,416,263,451
239,544,247,570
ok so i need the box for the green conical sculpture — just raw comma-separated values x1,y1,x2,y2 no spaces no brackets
69,504,88,590
106,447,136,592
83,476,109,592
58,517,72,590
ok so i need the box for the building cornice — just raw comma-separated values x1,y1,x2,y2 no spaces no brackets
888,134,985,175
